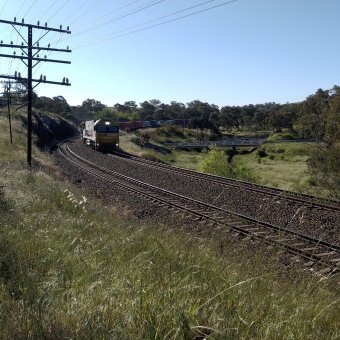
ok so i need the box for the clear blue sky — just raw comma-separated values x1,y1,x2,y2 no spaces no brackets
0,0,339,108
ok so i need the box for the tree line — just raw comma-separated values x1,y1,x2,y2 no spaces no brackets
3,83,339,139
2,83,340,198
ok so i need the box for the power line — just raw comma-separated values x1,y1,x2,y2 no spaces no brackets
30,0,59,22
74,0,237,50
69,0,102,26
72,0,217,48
23,0,40,18
16,0,28,17
51,0,165,43
47,0,70,22
73,0,148,29
0,0,9,16
64,0,92,23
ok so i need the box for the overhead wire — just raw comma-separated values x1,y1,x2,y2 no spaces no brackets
0,0,27,34
72,0,217,48
72,0,141,29
49,0,165,44
30,0,59,22
47,0,70,22
69,0,102,26
64,0,92,23
73,0,237,49
0,0,9,16
23,0,40,18
16,0,28,16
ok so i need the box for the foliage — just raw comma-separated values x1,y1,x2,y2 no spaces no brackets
1,143,340,338
257,149,267,158
199,146,230,177
200,146,258,182
295,92,340,198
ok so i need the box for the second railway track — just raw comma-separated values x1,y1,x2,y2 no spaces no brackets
59,138,340,274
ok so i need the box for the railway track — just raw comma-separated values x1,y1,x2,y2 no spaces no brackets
59,139,340,274
111,150,340,212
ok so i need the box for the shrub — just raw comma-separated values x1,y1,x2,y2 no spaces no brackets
257,149,267,158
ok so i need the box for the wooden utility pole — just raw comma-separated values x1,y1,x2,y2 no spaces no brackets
0,18,71,165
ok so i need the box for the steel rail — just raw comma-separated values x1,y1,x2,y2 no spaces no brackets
58,139,340,273
110,150,340,211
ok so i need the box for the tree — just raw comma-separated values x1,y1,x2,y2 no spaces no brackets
304,93,340,198
199,146,230,177
82,99,106,113
98,107,117,121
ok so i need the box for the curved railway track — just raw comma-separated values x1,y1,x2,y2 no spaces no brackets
111,150,340,212
59,138,340,274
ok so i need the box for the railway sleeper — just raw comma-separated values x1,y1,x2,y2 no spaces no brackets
329,258,340,263
314,251,337,257
319,267,334,274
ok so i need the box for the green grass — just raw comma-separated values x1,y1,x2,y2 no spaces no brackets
120,130,323,194
1,162,340,339
233,142,327,194
2,114,340,338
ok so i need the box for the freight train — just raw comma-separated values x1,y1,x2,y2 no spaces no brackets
80,119,119,150
80,118,189,151
118,119,189,131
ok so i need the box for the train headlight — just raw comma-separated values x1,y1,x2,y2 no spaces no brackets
116,143,119,147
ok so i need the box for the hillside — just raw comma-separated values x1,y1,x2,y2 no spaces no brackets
0,111,340,339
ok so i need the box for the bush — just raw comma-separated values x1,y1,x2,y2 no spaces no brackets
257,149,267,158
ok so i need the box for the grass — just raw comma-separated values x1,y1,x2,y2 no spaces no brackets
1,114,340,338
121,129,323,194
233,142,327,194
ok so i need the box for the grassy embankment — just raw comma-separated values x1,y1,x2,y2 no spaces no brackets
1,113,340,338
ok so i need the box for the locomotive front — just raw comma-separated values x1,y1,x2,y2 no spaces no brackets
82,119,119,150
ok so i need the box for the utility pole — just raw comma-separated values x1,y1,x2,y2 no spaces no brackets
0,18,71,165
1,81,13,144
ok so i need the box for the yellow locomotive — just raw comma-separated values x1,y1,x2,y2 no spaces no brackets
80,119,119,151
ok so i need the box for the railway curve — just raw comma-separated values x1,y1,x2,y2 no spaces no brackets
57,138,340,274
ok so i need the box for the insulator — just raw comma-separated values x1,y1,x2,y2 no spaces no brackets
67,26,69,30
44,55,46,59
37,42,39,47
0,40,2,44
21,42,24,46
14,71,17,78
22,19,24,24
37,21,40,26
62,77,65,83
18,72,21,77
66,78,69,84
37,54,39,57
14,17,16,22
60,25,62,30
45,22,47,27
67,46,69,50
13,51,16,55
40,74,42,80
10,41,13,44
48,43,50,48
43,76,46,82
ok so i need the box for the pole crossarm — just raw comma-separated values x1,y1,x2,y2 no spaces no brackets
0,44,71,52
0,53,71,64
0,19,71,34
0,18,72,165
0,75,71,86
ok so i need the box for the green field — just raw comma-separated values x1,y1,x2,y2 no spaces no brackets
122,128,326,196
